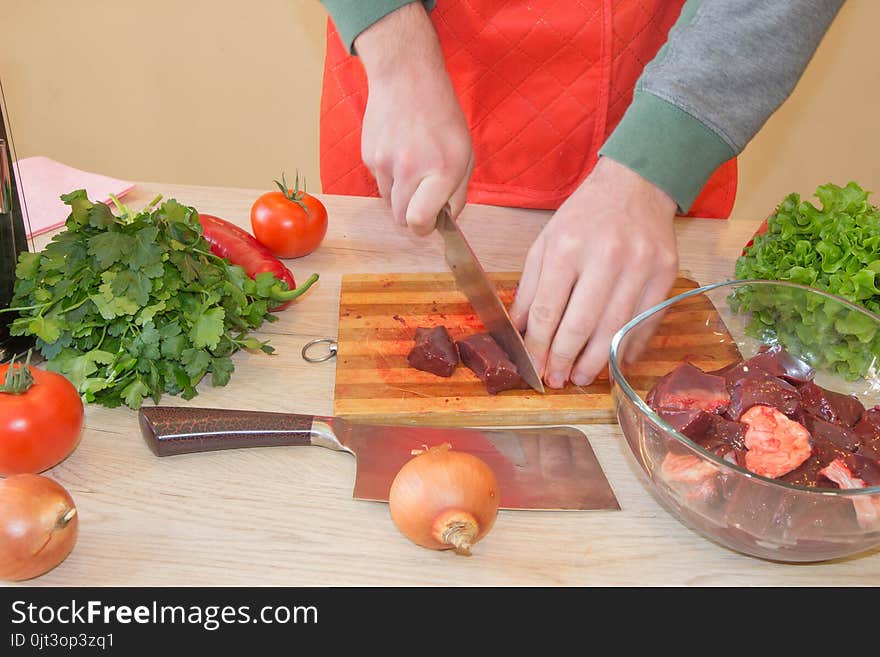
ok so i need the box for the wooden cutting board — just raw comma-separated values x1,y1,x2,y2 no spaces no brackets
332,272,741,426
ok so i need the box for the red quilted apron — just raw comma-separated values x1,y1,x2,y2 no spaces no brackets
319,0,737,218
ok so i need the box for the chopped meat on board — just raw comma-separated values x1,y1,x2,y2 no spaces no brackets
406,326,460,377
739,405,813,479
456,333,528,394
404,325,530,394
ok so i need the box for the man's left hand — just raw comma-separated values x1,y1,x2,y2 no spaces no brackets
509,156,679,388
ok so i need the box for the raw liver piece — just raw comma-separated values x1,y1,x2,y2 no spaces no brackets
658,409,713,442
810,433,852,468
745,344,815,384
646,362,730,414
855,407,880,435
779,455,827,488
798,381,864,427
780,422,854,486
845,454,880,486
725,368,800,421
854,408,880,458
456,333,527,394
706,415,747,451
646,345,877,491
407,326,459,377
858,442,880,461
714,361,758,388
802,414,861,453
707,360,742,378
780,411,873,486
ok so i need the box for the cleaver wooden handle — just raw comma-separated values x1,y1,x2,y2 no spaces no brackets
138,406,316,457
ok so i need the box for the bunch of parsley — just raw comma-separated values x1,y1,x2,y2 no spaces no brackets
6,190,280,409
733,182,880,379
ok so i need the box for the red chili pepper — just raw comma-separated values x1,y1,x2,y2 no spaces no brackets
198,213,318,311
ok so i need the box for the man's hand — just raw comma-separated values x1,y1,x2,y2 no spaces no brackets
509,156,679,388
354,3,474,235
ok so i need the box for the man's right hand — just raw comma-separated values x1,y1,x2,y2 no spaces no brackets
354,2,474,235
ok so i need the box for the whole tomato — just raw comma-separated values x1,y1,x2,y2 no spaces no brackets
0,355,84,475
251,172,328,259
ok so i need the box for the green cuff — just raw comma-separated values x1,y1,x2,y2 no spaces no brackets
322,1,436,55
598,91,735,213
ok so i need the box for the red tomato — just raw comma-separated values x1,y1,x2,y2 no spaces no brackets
0,361,84,475
251,173,328,259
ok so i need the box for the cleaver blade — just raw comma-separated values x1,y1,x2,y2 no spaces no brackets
139,406,619,511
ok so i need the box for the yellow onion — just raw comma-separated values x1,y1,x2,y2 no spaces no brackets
0,474,78,581
389,443,499,555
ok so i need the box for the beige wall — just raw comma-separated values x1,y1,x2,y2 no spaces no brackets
2,0,328,194
2,0,878,222
734,0,880,220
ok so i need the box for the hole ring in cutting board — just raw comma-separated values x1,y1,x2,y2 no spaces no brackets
301,338,338,363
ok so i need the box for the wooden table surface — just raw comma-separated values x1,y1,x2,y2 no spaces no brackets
10,182,880,586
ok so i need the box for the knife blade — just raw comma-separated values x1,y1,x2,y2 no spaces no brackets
435,206,545,393
138,406,619,511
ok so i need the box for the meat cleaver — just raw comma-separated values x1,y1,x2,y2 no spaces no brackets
138,406,619,511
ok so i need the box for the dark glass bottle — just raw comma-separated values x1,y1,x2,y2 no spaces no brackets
0,110,35,361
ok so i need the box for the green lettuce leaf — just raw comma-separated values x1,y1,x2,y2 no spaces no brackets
734,182,880,380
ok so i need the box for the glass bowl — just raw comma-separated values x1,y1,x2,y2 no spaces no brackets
609,279,880,562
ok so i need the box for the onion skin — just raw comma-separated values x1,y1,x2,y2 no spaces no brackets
389,444,499,555
0,474,79,581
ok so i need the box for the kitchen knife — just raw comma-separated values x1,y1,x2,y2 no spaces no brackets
138,406,619,511
435,205,545,393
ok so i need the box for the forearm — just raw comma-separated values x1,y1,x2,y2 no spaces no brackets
320,0,437,54
600,0,844,212
353,1,443,81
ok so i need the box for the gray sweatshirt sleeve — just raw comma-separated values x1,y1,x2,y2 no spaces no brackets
321,1,435,54
600,0,844,212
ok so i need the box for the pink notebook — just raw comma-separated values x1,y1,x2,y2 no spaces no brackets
15,156,136,238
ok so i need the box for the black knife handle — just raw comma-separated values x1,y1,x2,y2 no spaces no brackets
138,406,315,457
